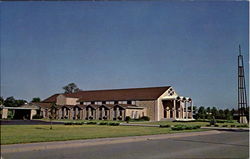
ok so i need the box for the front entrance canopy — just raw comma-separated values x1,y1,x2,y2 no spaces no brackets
0,106,39,120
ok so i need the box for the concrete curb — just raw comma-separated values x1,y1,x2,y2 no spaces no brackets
201,127,249,131
1,130,222,154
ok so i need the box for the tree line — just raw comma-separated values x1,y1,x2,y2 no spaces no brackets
0,96,41,107
0,83,80,107
193,106,249,120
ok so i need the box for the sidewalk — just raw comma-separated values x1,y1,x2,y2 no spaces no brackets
1,130,222,153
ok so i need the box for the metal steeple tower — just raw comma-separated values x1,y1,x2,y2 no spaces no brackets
237,45,248,123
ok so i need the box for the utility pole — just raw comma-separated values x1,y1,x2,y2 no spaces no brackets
237,45,248,123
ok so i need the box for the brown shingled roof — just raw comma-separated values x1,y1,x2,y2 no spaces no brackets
32,102,53,108
42,86,171,103
77,86,171,102
42,94,60,103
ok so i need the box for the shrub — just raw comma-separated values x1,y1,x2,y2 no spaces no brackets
171,125,201,131
99,122,108,125
64,122,74,125
171,126,184,131
125,116,131,123
140,116,150,121
160,124,171,128
230,125,236,127
214,124,219,127
222,125,228,127
237,124,248,128
32,114,43,119
86,121,97,125
210,118,216,125
108,122,120,126
75,122,83,125
206,124,211,127
171,125,186,131
194,125,201,129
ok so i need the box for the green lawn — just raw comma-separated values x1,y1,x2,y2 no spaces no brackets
1,125,206,145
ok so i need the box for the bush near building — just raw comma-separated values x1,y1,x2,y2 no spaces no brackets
171,125,201,131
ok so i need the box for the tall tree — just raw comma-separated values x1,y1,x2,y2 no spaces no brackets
197,106,206,119
31,97,41,103
63,83,81,94
211,107,219,118
0,96,4,105
218,109,225,119
206,107,212,119
15,99,27,107
4,97,17,107
3,97,27,107
224,109,232,120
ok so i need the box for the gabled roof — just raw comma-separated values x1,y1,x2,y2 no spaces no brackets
42,86,171,103
32,102,53,108
77,86,171,101
42,94,60,103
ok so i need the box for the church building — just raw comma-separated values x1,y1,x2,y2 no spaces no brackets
1,86,194,121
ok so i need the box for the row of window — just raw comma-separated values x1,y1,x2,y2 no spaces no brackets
79,101,136,105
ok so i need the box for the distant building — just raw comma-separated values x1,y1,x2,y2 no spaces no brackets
0,86,193,121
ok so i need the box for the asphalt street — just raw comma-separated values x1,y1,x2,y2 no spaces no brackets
2,130,249,159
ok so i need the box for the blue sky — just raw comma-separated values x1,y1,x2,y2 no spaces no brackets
1,1,249,109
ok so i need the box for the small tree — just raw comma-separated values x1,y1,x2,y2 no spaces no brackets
125,116,131,123
63,83,81,94
49,103,58,130
31,97,41,103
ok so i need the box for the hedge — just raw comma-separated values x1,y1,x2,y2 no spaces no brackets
108,122,120,126
171,125,201,131
159,124,171,128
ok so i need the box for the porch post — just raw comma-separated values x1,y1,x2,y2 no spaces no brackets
173,100,176,119
88,107,91,119
116,107,119,118
184,101,187,119
123,109,126,120
191,100,193,119
182,102,184,119
102,107,105,119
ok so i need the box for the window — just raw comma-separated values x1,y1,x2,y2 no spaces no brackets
114,101,118,104
95,101,102,105
102,101,106,104
84,102,91,105
127,101,132,104
106,101,114,104
118,101,127,104
91,101,95,104
80,102,83,105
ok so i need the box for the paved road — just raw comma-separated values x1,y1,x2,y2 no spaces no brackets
2,131,249,159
